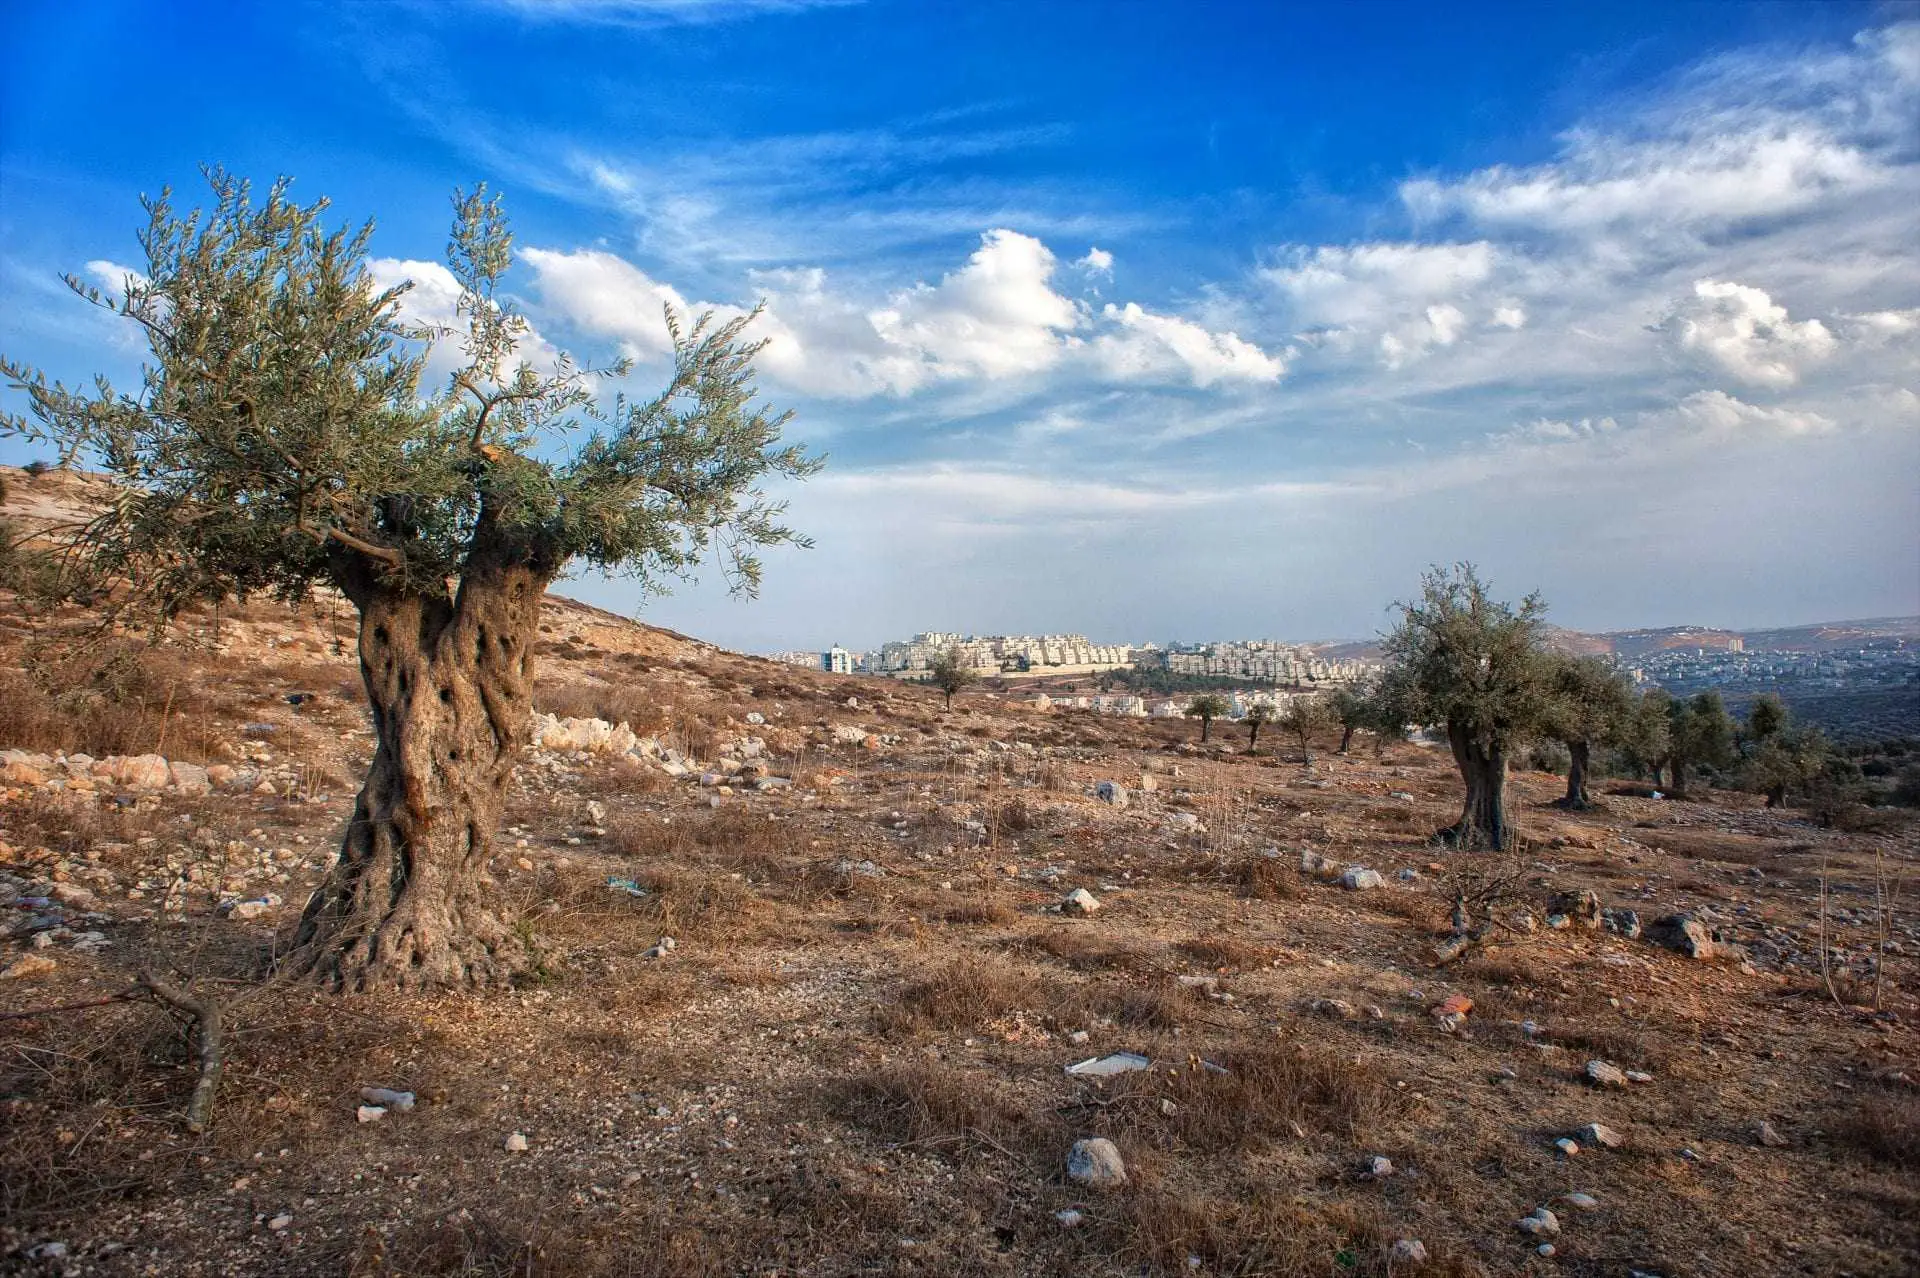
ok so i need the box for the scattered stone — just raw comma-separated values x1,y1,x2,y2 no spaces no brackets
361,1087,416,1111
504,1131,529,1152
1626,1070,1655,1085
1602,907,1642,939
356,1105,387,1123
1067,1030,1090,1045
1093,780,1129,808
1388,790,1416,802
1066,1138,1127,1189
1299,850,1331,875
1368,1155,1394,1179
1560,1192,1600,1212
1062,888,1101,915
1054,1209,1083,1228
1397,867,1420,881
1580,1123,1625,1150
1516,1207,1561,1238
1312,998,1357,1020
1555,1138,1580,1157
1646,912,1717,960
1340,866,1384,891
1432,935,1473,965
1545,914,1571,930
1550,889,1602,928
1390,1239,1427,1265
642,936,678,960
1585,1059,1629,1089
0,760,46,786
2,954,57,981
1537,1244,1557,1258
1757,1121,1788,1148
267,1212,293,1231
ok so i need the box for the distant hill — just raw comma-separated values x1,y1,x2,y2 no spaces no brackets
1312,617,1919,663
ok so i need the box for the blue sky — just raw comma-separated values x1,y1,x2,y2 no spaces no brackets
4,0,1917,650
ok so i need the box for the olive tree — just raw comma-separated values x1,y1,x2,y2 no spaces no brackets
1381,564,1551,850
1,172,820,990
1327,684,1371,754
1243,702,1273,749
1666,691,1735,800
1538,653,1635,809
929,646,978,710
1279,695,1337,770
1186,693,1229,743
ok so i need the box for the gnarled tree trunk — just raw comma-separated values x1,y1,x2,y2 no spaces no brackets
1436,719,1510,850
1338,724,1355,754
287,561,549,990
1557,739,1592,809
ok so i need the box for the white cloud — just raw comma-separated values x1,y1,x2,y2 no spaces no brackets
869,229,1081,384
1665,388,1838,436
1489,303,1527,330
1660,279,1837,388
366,257,568,382
1078,247,1114,275
1264,241,1496,327
516,247,688,357
1091,302,1286,387
83,259,148,294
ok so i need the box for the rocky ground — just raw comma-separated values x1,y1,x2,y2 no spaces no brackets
1,474,1916,1278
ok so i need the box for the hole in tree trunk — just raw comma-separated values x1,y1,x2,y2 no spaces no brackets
440,688,453,703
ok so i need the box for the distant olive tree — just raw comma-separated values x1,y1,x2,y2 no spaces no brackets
1327,684,1368,753
1539,653,1636,809
929,646,979,710
1244,702,1273,749
1186,693,1230,742
1380,564,1552,850
1666,691,1735,800
0,171,820,990
1279,695,1338,770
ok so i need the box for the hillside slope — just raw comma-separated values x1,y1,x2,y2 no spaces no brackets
1,464,1917,1277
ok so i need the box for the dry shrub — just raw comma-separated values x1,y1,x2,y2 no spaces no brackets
882,956,1046,1033
1093,983,1204,1031
625,866,769,943
937,897,1019,926
1096,1041,1407,1152
1174,936,1278,970
1547,1021,1671,1072
0,641,223,761
1455,953,1540,987
1094,1189,1457,1278
347,1204,730,1278
1835,1092,1920,1169
1236,855,1298,900
0,1001,193,1223
1020,930,1155,972
831,1061,1056,1153
1368,890,1448,931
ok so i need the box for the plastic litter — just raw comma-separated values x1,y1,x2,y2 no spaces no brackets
1065,1051,1151,1077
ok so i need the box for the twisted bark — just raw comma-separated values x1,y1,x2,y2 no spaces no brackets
287,559,548,990
1435,719,1511,850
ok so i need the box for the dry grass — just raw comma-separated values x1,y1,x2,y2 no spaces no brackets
1092,1041,1408,1152
881,956,1048,1033
1235,853,1300,900
1834,1092,1920,1170
830,1060,1057,1154
1018,929,1158,972
1173,935,1279,970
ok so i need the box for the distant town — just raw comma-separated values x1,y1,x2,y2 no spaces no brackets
767,621,1920,740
